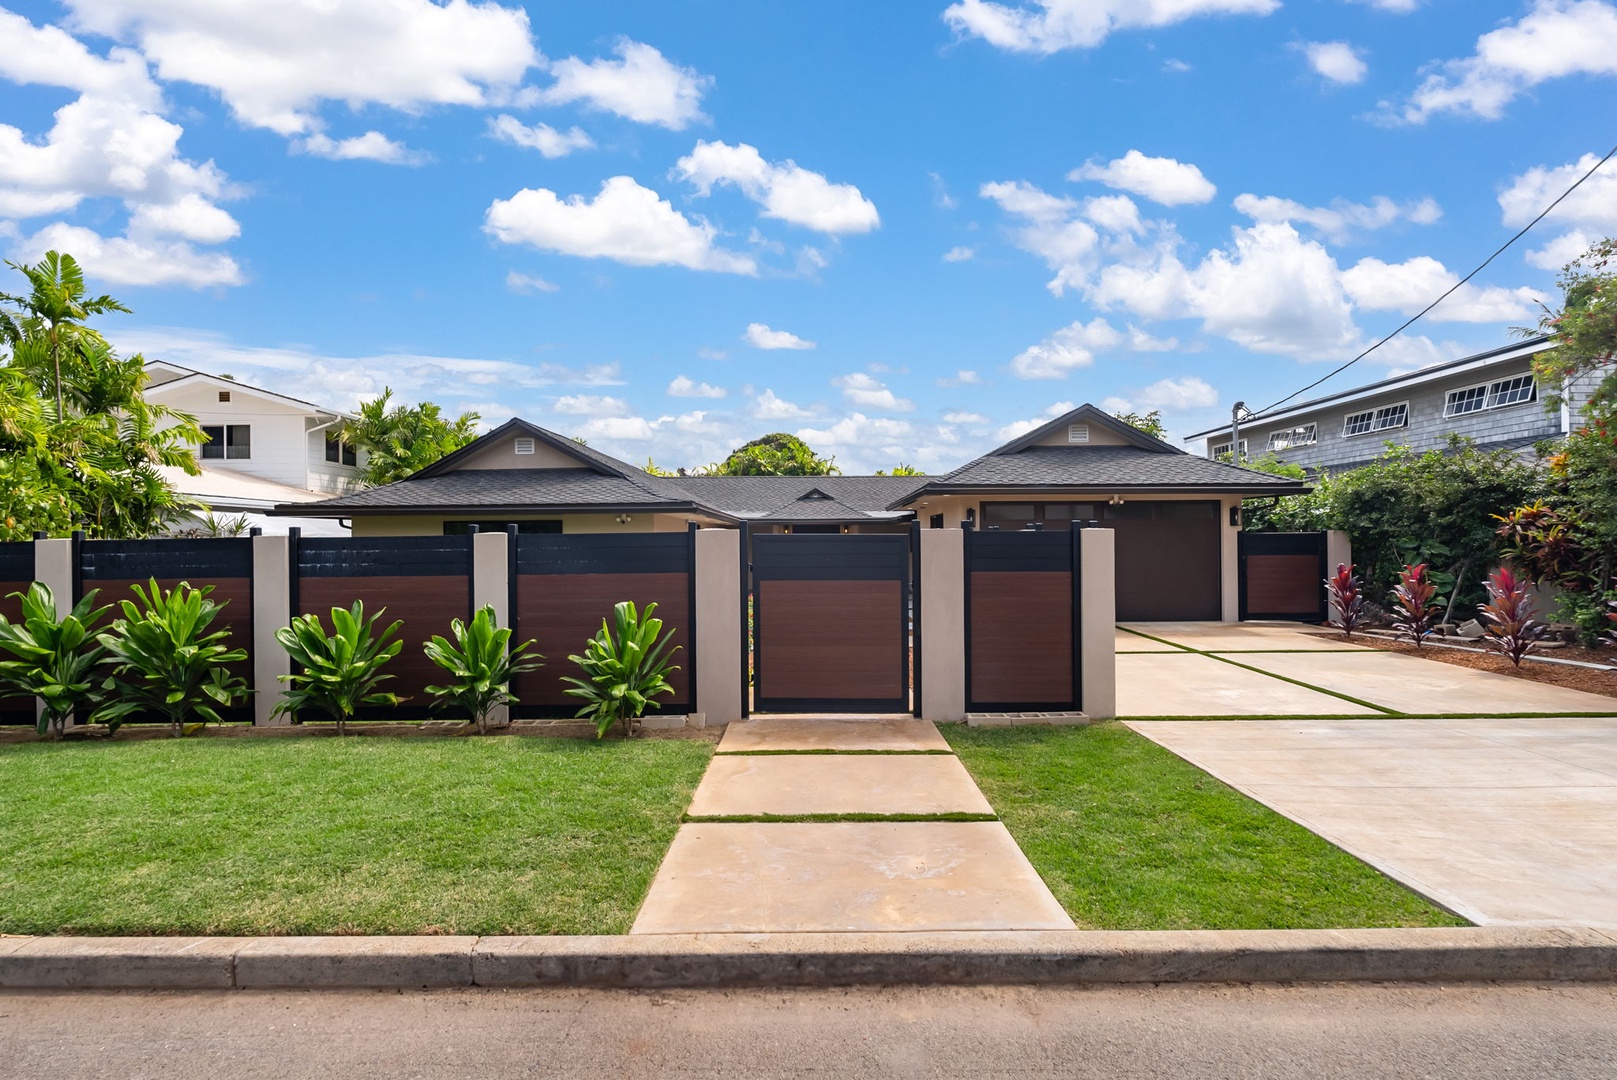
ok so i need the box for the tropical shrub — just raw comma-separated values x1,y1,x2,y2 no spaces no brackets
0,582,110,737
1493,500,1595,591
1325,563,1365,638
1389,564,1443,648
562,601,680,739
273,601,403,735
1477,567,1546,667
97,579,249,736
422,605,543,735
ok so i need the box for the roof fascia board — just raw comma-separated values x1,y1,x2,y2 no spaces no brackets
1185,337,1553,439
893,482,1308,506
269,500,737,522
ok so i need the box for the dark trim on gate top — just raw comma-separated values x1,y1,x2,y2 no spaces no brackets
77,537,255,581
515,532,692,575
297,536,472,577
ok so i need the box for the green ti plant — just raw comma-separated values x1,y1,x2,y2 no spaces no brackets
273,601,403,735
1477,566,1546,668
1389,563,1444,648
97,579,249,737
422,605,543,735
562,600,680,739
1325,563,1365,638
0,582,111,738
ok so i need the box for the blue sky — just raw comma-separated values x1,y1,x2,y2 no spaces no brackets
3,1,1616,472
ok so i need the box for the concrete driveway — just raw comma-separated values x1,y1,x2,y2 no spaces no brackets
1116,623,1617,718
1128,717,1617,927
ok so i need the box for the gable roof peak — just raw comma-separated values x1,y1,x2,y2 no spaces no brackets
990,402,1184,456
411,417,643,480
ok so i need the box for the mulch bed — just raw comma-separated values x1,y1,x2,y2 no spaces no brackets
1339,633,1617,700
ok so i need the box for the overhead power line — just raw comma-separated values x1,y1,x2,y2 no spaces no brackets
1250,140,1617,420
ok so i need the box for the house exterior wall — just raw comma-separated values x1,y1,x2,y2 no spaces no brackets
151,380,362,493
305,428,363,495
1213,355,1566,471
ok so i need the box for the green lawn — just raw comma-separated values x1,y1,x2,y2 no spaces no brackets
0,735,711,936
946,723,1466,931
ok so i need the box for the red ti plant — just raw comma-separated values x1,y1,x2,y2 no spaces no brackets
1477,566,1546,667
1389,563,1443,648
1325,563,1365,637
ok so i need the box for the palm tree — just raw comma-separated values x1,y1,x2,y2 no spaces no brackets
0,251,130,420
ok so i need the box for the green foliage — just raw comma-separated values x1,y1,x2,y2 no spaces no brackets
273,601,403,734
876,463,925,476
96,579,249,737
422,605,543,734
1554,585,1617,647
1112,409,1166,439
1246,438,1540,609
706,432,839,476
0,251,204,539
335,388,480,487
562,601,680,739
0,583,111,737
1527,236,1617,415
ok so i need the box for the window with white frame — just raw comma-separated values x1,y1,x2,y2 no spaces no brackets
1265,424,1316,451
1207,439,1247,461
1342,403,1407,437
1444,374,1537,417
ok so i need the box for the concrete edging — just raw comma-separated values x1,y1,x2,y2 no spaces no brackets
3,927,1615,990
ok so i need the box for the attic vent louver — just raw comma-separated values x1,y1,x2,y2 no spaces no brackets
1068,424,1089,444
218,390,231,403
514,437,536,455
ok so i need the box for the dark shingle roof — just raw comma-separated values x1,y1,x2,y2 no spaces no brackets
284,469,710,514
676,475,923,519
903,445,1309,501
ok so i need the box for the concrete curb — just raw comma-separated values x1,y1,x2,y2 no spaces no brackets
3,927,1616,990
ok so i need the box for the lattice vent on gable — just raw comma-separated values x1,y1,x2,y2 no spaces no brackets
1068,424,1089,444
514,437,536,455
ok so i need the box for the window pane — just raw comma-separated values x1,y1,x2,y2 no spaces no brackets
226,424,251,459
1373,404,1407,430
1445,386,1487,416
982,503,1035,530
343,444,356,466
200,425,224,459
1487,375,1535,408
325,437,339,463
1343,412,1373,436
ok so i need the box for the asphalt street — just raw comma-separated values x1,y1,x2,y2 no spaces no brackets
4,982,1616,1078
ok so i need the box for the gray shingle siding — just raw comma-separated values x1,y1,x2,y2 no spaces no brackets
1220,358,1567,472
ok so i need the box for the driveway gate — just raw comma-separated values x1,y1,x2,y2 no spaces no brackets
1238,531,1328,622
750,531,913,713
965,530,1081,712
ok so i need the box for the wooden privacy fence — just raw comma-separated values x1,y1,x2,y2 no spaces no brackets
511,532,695,719
0,541,33,725
1238,531,1329,622
964,530,1082,712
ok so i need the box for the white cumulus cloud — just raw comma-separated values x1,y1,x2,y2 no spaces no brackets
743,323,816,350
1009,318,1120,379
941,0,1279,54
505,270,558,294
1395,0,1617,123
539,39,709,130
833,372,913,412
1069,150,1216,206
751,388,813,421
673,140,879,235
1300,41,1367,85
553,393,631,416
1233,193,1441,241
668,375,726,398
943,245,976,262
487,115,594,158
484,176,756,274
1340,256,1544,322
296,131,427,165
1499,153,1617,272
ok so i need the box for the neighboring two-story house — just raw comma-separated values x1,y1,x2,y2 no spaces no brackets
144,360,364,534
1186,337,1602,471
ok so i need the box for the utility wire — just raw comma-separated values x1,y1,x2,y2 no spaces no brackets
1249,141,1617,420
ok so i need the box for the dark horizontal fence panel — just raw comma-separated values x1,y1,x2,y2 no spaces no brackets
752,534,910,582
512,570,692,717
0,546,32,724
298,537,471,578
80,539,256,724
515,533,690,576
967,532,1076,712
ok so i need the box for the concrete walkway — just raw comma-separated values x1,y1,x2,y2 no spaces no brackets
1116,623,1617,717
1128,717,1617,928
631,717,1074,934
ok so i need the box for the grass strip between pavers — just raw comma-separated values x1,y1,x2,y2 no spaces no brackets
683,812,999,824
1201,652,1402,716
0,736,712,937
1115,628,1196,651
946,722,1467,931
712,748,955,756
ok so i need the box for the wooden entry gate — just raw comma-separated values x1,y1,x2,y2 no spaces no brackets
965,530,1082,712
749,530,914,714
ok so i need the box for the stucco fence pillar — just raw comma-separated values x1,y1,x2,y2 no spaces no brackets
1079,528,1117,720
33,537,75,730
694,528,742,728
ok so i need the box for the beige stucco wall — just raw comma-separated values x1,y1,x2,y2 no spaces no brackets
251,534,291,725
919,528,966,723
694,529,742,727
452,433,590,470
1079,528,1117,718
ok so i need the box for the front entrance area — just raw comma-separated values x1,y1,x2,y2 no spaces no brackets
750,532,913,714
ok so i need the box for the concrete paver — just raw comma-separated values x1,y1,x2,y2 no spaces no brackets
1230,649,1617,715
1115,628,1186,652
1116,652,1382,717
631,821,1075,933
687,754,994,817
717,717,950,753
1122,622,1369,652
1128,717,1617,927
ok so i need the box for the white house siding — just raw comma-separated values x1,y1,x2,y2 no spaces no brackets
1238,358,1565,472
152,382,317,489
305,429,363,495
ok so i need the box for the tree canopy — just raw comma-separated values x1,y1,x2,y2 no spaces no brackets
1112,409,1166,439
706,433,839,476
335,389,481,487
1529,236,1617,416
0,252,202,540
